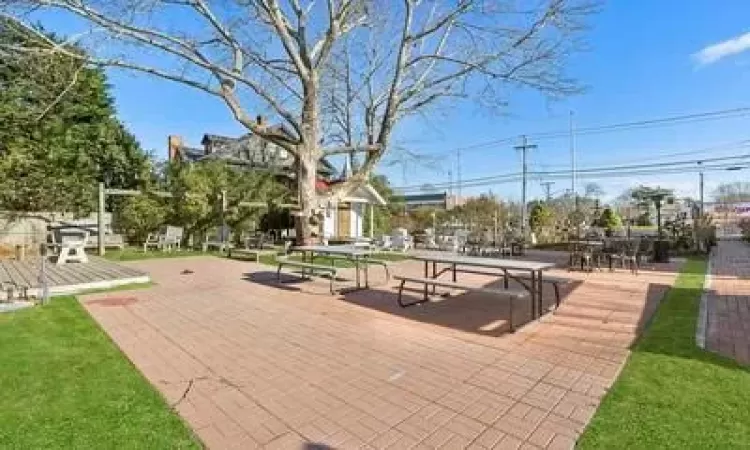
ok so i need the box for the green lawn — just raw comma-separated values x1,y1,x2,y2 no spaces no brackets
103,245,409,268
0,296,200,449
102,247,222,261
578,258,750,449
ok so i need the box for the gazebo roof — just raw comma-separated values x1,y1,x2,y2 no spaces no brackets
342,184,387,206
318,183,387,206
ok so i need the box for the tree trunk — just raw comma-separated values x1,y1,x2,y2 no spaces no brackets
294,77,321,246
294,145,319,245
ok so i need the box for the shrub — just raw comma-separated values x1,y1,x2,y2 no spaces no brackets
740,218,750,243
117,195,166,244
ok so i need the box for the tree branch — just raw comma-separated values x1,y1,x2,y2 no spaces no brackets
322,144,381,156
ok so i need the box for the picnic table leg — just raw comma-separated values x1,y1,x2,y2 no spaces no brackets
537,270,544,317
364,256,369,288
530,270,537,319
431,261,437,295
355,256,361,289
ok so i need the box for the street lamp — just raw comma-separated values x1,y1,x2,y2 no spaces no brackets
639,187,673,263
698,160,703,216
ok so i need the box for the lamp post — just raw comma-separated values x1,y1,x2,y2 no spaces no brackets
642,188,672,262
698,161,704,216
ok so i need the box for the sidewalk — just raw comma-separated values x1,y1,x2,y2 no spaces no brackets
705,240,750,365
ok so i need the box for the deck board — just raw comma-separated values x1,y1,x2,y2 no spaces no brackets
0,257,150,299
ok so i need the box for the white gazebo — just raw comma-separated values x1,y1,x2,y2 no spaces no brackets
320,183,387,240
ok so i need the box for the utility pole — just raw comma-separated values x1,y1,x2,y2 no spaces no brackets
456,149,462,199
515,136,537,237
570,110,577,209
97,182,105,256
540,181,555,201
698,160,704,216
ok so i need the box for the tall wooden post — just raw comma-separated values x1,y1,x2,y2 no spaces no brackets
369,203,374,239
98,182,105,256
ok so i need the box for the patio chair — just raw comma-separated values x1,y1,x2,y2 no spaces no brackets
374,234,392,251
569,240,596,272
143,226,182,252
424,229,439,250
391,228,412,252
392,235,412,252
142,230,165,252
164,226,183,250
636,238,654,268
609,239,640,274
203,225,233,252
454,230,469,254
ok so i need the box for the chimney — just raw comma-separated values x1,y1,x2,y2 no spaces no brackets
256,115,266,127
167,135,183,161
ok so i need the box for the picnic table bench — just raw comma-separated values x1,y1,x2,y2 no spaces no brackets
503,272,573,308
394,275,528,323
276,256,338,294
276,245,389,294
406,253,562,331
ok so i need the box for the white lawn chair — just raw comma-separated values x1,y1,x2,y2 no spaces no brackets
391,228,412,252
374,235,392,251
438,235,457,252
454,230,469,253
203,225,233,252
424,231,439,250
163,226,183,250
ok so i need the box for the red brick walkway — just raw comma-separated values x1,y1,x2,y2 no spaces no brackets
81,255,679,449
705,241,750,365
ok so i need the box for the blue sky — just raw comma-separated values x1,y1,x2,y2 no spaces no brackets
41,1,750,203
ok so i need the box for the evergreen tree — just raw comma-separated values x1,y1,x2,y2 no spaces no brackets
0,19,149,214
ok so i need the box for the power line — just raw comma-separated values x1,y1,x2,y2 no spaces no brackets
394,153,750,192
426,107,750,157
532,139,750,169
401,162,747,192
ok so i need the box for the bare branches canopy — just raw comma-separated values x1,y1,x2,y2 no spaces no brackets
0,0,596,241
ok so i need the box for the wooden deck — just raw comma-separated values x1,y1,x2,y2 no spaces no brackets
0,257,149,300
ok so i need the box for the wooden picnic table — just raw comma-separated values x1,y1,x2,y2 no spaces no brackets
291,245,374,290
410,252,557,320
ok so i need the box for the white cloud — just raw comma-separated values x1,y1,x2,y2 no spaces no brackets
693,31,750,66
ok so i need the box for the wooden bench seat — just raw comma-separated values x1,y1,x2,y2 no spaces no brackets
276,257,338,294
316,254,392,283
394,275,528,330
228,247,275,261
505,271,573,308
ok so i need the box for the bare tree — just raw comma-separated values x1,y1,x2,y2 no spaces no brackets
1,0,595,242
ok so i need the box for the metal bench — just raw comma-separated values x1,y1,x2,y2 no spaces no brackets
393,275,528,330
504,272,573,309
276,257,338,294
319,254,391,283
228,247,275,261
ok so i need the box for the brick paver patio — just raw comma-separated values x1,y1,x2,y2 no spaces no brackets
81,254,680,449
705,241,750,365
